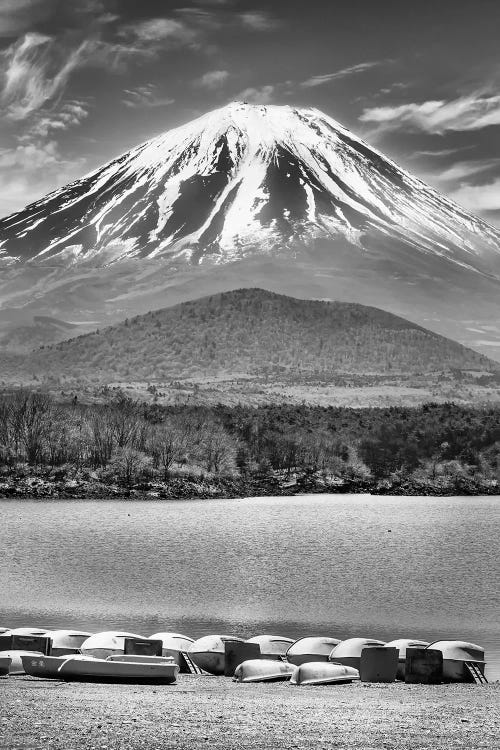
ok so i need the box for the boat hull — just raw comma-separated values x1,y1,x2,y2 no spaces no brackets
233,659,295,683
443,659,486,682
291,662,360,686
0,650,45,674
189,636,244,675
189,651,225,675
58,657,179,684
21,655,68,679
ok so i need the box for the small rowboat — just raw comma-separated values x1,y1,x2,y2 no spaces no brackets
189,635,244,675
286,637,341,666
384,639,430,679
246,635,294,660
49,630,92,656
80,631,145,659
58,655,179,684
233,659,295,683
329,638,386,670
427,641,486,682
149,633,195,670
291,662,360,686
22,654,176,679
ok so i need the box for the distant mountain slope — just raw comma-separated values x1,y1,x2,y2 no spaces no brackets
0,316,82,353
9,289,497,383
1,102,500,357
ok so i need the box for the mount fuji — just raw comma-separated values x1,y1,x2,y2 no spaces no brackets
1,102,500,354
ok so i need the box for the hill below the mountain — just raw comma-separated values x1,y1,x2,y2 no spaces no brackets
4,289,497,385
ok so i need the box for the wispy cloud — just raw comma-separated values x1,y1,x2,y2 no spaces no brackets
449,178,500,213
122,84,174,109
236,85,276,104
194,69,229,89
0,137,86,216
27,100,90,138
435,158,500,183
1,32,91,120
412,146,475,159
239,11,280,31
360,91,500,134
122,17,198,45
301,61,382,88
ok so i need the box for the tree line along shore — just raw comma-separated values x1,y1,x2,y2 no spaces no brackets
0,390,499,498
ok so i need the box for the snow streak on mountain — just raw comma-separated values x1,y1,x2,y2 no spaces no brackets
1,102,500,274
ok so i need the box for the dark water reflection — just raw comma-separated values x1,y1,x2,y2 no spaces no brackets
1,495,499,679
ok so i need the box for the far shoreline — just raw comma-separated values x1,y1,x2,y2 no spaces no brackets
1,474,498,502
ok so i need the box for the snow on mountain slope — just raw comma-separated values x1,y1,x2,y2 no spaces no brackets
1,101,500,275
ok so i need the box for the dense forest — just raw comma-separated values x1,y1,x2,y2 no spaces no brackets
1,289,496,384
1,390,499,497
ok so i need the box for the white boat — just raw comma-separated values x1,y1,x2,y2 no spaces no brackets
329,638,386,669
291,662,360,686
0,650,45,674
0,656,11,676
0,628,10,635
149,632,195,669
49,630,93,656
233,659,295,683
384,639,430,680
427,641,486,682
286,637,342,666
58,655,179,684
189,635,244,675
246,635,294,660
80,631,145,659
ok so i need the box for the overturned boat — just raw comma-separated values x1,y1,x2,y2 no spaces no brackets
49,630,93,656
291,661,360,686
329,638,386,670
149,632,195,669
233,659,295,683
384,639,430,680
427,641,486,682
286,637,342,666
189,635,244,675
80,631,145,659
2,627,49,636
246,635,294,660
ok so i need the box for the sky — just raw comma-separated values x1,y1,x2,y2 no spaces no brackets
1,0,500,225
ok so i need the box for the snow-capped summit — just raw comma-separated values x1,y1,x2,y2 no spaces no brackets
1,101,500,275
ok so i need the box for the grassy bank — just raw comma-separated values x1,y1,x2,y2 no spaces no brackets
1,675,498,750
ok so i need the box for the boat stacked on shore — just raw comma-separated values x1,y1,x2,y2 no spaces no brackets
0,625,487,686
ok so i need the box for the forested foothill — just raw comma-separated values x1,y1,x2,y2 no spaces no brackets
0,390,499,498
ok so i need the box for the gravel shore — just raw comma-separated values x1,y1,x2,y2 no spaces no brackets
1,675,499,750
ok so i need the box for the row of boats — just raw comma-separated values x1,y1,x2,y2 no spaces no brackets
0,626,487,686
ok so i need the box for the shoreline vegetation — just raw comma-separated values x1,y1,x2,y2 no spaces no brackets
1,390,499,499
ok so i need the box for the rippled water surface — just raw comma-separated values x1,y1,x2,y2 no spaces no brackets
1,495,499,678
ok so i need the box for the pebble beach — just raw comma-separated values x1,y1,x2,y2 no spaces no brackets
1,676,499,750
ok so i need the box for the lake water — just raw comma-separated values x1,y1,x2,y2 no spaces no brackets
1,495,499,679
